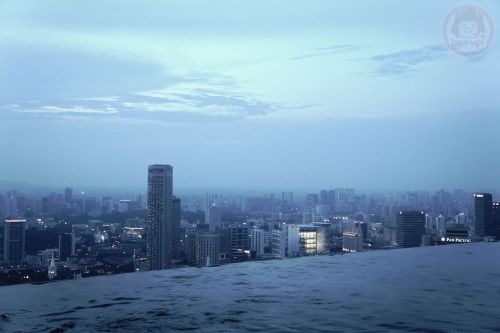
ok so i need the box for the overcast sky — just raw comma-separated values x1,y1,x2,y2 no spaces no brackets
1,0,499,192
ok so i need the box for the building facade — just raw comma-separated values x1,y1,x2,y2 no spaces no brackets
287,225,325,256
205,205,222,232
342,232,363,253
3,219,26,265
474,193,493,237
250,228,265,258
195,233,220,267
396,211,425,248
147,164,174,270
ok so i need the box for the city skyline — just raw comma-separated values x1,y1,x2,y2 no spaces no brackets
1,0,499,191
1,1,499,332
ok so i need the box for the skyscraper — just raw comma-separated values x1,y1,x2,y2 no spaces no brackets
473,193,493,237
492,201,499,239
172,196,181,261
3,219,26,265
396,211,425,248
147,164,174,270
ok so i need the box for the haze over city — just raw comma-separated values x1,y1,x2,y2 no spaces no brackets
1,0,499,192
2,1,500,332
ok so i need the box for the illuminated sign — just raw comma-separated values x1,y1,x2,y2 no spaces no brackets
440,237,471,243
4,219,27,223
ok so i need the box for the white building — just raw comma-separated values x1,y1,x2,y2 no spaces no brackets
251,229,265,258
287,225,325,257
271,230,286,259
205,205,222,232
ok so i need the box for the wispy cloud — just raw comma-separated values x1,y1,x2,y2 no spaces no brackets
135,85,277,118
9,105,118,115
288,44,364,61
5,79,286,122
369,44,449,77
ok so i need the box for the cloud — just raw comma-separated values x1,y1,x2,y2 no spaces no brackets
369,44,449,77
134,85,277,118
6,80,284,123
288,44,364,61
9,105,118,115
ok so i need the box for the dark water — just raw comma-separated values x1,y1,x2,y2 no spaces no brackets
1,243,500,332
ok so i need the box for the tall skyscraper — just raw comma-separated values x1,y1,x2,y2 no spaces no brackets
474,193,493,237
396,211,425,248
492,201,500,239
147,164,174,270
172,196,181,261
3,219,26,265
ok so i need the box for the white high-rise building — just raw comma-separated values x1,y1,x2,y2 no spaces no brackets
251,229,265,258
205,205,222,232
147,164,174,270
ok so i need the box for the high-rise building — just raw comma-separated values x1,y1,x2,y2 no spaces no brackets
195,233,220,267
493,202,500,239
147,164,174,270
185,232,197,264
250,228,265,258
396,211,425,248
229,224,250,261
271,229,286,259
474,193,493,237
205,205,222,232
59,233,75,261
64,187,73,203
3,219,26,265
172,196,181,260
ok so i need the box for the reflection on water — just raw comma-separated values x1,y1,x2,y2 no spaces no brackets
1,243,500,332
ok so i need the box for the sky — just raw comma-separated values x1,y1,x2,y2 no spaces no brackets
0,0,499,192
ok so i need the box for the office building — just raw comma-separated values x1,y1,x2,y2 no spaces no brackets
287,225,325,256
271,229,286,258
250,228,265,258
172,196,181,260
59,233,75,261
493,202,500,239
3,219,26,265
474,193,493,237
342,232,363,253
205,205,222,232
147,164,174,270
230,224,250,260
195,233,220,267
396,211,425,248
185,232,197,264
